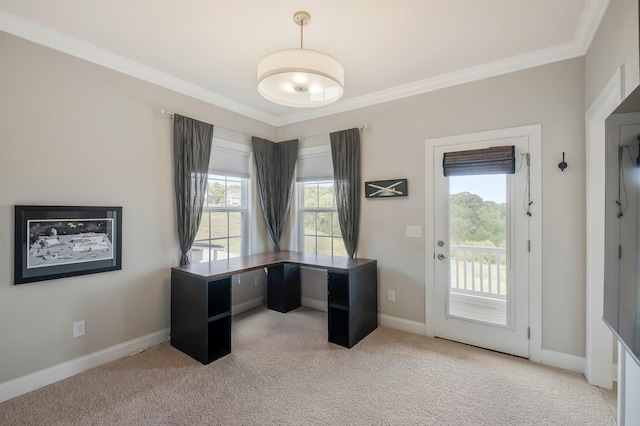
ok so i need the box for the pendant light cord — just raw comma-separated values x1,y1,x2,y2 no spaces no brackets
300,19,304,49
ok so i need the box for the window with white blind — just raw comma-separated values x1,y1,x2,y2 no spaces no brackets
193,142,250,262
296,145,346,256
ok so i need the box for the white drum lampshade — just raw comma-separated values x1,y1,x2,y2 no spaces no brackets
257,49,344,108
257,11,344,108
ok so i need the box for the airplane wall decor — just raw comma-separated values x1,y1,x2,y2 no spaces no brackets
364,179,408,198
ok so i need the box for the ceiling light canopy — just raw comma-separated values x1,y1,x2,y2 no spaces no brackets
257,11,344,108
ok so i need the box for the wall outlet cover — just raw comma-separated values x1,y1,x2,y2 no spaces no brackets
387,290,396,302
73,320,85,338
406,226,422,238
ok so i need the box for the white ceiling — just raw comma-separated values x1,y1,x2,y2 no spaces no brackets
0,0,609,126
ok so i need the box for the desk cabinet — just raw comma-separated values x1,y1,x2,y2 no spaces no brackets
170,252,377,364
327,262,378,348
171,271,231,364
267,264,301,313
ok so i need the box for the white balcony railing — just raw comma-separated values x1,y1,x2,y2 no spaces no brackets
449,245,507,301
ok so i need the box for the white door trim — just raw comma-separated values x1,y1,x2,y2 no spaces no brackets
585,67,621,388
425,124,542,362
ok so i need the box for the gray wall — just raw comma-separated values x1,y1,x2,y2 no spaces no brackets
278,58,587,357
585,0,640,106
0,32,273,383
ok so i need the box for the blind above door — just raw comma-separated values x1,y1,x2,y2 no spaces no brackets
443,145,515,177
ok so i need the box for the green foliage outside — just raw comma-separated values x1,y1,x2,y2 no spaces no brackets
303,182,346,256
449,191,507,295
450,191,506,247
303,181,335,208
205,178,242,208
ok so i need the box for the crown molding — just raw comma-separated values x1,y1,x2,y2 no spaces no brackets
0,10,279,125
1,0,610,128
274,41,584,126
574,0,611,54
274,0,610,126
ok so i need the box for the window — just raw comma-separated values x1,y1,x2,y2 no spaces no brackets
299,180,346,256
193,174,247,262
296,143,345,256
192,141,251,262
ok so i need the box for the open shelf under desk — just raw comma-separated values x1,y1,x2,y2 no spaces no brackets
208,311,231,323
328,302,349,311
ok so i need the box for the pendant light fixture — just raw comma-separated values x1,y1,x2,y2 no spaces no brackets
257,11,344,108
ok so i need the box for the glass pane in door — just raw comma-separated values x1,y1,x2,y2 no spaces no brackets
448,174,509,326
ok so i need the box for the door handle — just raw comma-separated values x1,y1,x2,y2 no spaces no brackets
437,253,448,260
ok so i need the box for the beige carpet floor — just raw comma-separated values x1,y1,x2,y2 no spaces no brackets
0,307,616,425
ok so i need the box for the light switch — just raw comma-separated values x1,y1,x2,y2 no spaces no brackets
406,226,422,238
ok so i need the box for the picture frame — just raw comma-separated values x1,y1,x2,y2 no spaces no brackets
365,179,408,198
14,205,122,285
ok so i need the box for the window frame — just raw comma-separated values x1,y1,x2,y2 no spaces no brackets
297,179,346,256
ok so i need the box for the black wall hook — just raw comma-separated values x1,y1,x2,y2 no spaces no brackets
558,152,568,172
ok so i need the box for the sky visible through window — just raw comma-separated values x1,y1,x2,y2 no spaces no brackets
449,174,506,203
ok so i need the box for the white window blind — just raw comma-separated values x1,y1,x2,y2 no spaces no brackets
296,143,333,182
296,152,333,181
209,145,250,178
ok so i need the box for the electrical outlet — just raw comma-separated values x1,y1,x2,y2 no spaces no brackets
73,320,85,338
387,290,396,302
406,226,422,238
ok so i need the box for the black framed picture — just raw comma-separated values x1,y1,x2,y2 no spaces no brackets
365,179,408,198
14,205,122,284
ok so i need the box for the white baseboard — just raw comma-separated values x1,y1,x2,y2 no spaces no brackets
301,297,327,312
0,328,170,404
379,314,427,335
540,349,586,374
232,297,264,316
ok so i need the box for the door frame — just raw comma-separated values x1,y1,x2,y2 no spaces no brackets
425,124,542,362
585,66,621,389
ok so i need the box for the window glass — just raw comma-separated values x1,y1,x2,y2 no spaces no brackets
299,180,345,256
193,174,246,262
304,183,319,208
318,182,335,208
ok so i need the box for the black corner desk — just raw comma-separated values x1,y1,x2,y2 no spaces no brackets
170,251,378,364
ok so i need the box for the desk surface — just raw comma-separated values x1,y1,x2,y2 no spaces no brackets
172,250,376,280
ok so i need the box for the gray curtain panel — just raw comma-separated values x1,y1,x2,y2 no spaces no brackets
173,114,213,266
252,137,298,251
330,128,361,258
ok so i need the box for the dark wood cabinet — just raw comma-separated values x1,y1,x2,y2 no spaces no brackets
328,263,378,348
170,251,377,363
171,273,231,364
267,263,301,313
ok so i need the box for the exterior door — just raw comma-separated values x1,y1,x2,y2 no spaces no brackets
432,137,530,358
